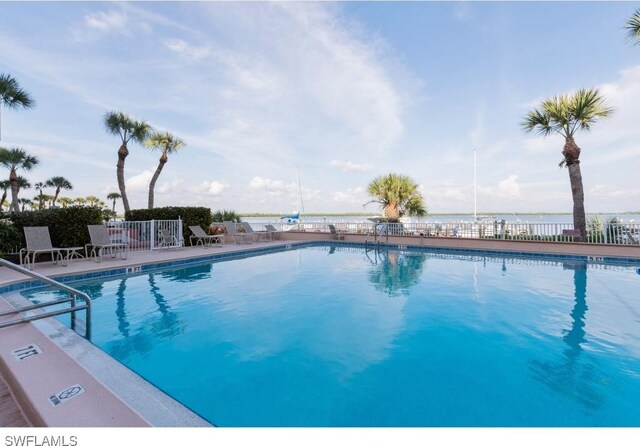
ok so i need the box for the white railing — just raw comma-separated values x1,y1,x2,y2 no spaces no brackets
247,220,640,246
105,219,183,252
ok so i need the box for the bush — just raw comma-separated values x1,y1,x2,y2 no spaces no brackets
125,206,212,242
8,206,104,252
212,210,242,223
0,218,21,259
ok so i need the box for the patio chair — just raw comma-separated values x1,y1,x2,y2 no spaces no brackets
328,224,345,241
265,224,281,241
239,222,268,242
189,225,224,247
86,225,128,263
158,228,181,250
223,221,256,244
20,226,63,269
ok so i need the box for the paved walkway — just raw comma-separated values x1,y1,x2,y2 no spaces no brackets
0,372,29,427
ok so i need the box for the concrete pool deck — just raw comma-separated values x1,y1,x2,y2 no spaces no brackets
1,234,638,427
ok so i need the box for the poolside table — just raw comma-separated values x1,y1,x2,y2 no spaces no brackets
58,247,85,266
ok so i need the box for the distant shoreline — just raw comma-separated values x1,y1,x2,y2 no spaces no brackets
240,211,640,217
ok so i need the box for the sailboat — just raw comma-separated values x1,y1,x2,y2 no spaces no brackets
280,168,305,231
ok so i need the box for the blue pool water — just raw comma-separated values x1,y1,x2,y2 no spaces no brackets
23,245,640,426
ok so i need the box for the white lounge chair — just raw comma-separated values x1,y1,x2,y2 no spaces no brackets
20,226,63,269
189,225,224,247
265,224,280,241
239,222,269,242
223,221,256,244
86,225,128,263
158,228,181,250
328,224,345,240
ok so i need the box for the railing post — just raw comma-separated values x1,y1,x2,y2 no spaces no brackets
150,220,156,250
178,216,183,246
70,293,76,331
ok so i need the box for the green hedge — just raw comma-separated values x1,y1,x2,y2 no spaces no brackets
8,206,104,255
125,206,212,241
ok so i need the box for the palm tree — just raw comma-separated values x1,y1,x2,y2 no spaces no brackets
18,197,31,212
365,173,427,222
45,176,72,207
522,88,613,241
107,192,121,215
58,197,73,208
85,195,104,208
0,179,9,209
74,197,87,207
41,194,54,209
0,147,38,213
625,9,640,44
103,111,151,213
144,131,185,209
34,181,46,210
0,74,35,141
16,176,31,195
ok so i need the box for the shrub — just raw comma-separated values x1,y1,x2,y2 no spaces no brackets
8,206,104,252
125,206,212,242
212,210,242,223
0,218,21,259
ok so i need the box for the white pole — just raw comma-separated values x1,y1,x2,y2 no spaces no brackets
474,148,477,221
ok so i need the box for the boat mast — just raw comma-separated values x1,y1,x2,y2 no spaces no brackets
297,167,305,217
473,148,477,221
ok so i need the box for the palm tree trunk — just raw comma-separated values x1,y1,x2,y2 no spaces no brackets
117,144,130,213
0,190,6,209
563,137,586,242
9,169,19,213
38,190,43,210
385,202,400,222
148,158,166,209
53,187,60,206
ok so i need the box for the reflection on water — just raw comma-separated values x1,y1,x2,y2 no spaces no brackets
160,263,212,282
367,249,426,297
530,262,604,410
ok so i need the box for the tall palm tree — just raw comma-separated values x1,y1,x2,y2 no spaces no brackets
34,181,46,210
365,173,427,222
107,192,121,214
0,179,9,209
45,176,72,207
522,88,612,241
144,131,185,209
0,147,38,213
16,176,31,195
103,111,151,213
625,8,640,44
0,74,35,141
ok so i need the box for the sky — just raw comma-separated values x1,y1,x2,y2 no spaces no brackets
1,1,639,215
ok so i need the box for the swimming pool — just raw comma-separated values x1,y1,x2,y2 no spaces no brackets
22,244,640,426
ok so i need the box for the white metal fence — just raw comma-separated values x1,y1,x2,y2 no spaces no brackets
106,219,183,252
249,220,640,246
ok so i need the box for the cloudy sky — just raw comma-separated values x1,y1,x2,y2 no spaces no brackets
1,1,639,214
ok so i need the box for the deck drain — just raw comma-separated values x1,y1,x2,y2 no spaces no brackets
48,384,85,406
11,344,42,361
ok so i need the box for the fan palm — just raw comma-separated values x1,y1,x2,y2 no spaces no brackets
103,111,151,213
522,88,612,241
625,8,640,44
45,176,73,207
107,192,121,214
365,173,427,222
143,131,185,209
0,147,38,213
18,197,31,212
0,74,35,141
34,181,46,210
74,197,87,206
57,197,73,208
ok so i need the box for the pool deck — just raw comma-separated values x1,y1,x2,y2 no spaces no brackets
1,235,639,427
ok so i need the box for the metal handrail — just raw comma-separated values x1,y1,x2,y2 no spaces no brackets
0,258,92,339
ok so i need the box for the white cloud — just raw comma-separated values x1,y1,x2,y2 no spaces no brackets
163,39,210,61
333,187,367,206
194,180,230,196
84,10,127,31
126,170,154,192
495,175,521,199
248,177,297,196
330,160,373,173
157,178,185,194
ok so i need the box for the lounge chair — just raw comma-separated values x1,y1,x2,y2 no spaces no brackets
20,226,63,269
328,224,345,240
158,228,181,250
188,225,224,247
265,224,280,241
239,222,269,242
86,224,128,263
223,221,256,244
